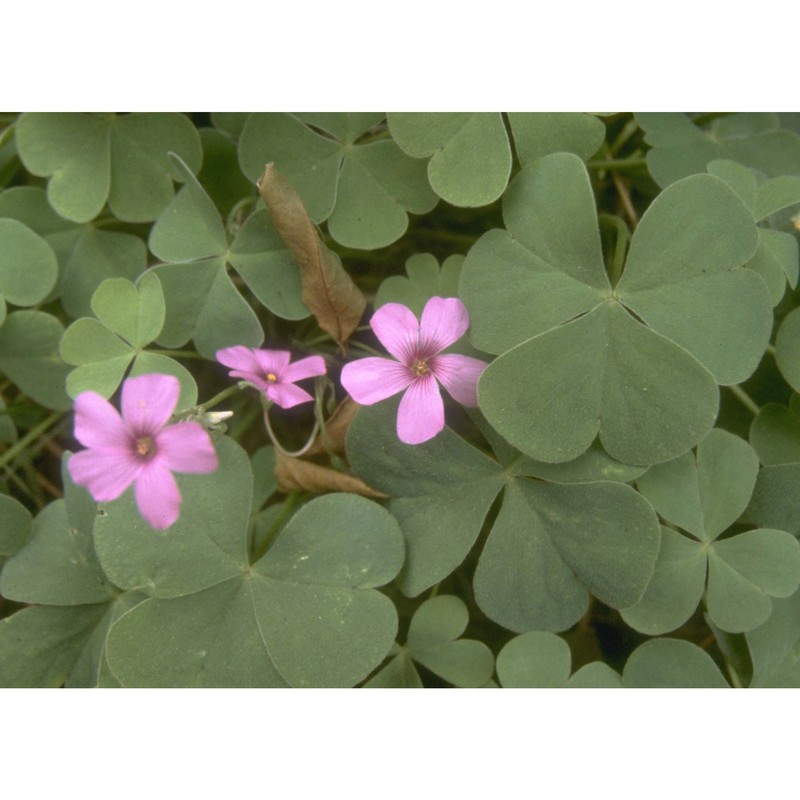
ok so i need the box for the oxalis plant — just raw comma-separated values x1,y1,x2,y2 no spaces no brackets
1,112,800,689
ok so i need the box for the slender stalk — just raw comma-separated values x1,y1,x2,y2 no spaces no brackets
586,156,647,171
251,491,302,562
262,410,320,458
728,384,760,416
765,344,776,358
0,411,62,470
195,383,243,413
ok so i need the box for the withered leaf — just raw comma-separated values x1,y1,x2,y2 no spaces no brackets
259,163,366,348
275,449,386,498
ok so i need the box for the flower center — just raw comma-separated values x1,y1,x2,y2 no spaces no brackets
266,372,278,383
411,358,430,377
135,436,156,459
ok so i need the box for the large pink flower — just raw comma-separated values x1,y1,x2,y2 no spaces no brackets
67,374,218,530
216,347,326,409
341,297,488,444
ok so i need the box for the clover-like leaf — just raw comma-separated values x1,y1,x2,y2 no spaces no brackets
746,589,800,687
98,438,403,687
365,595,494,688
0,218,58,323
775,308,800,394
0,462,116,606
507,112,606,164
624,430,800,634
496,631,621,688
0,493,32,565
0,185,148,319
347,402,660,631
0,603,111,687
149,154,307,356
375,253,463,316
745,463,800,536
749,396,800,466
388,112,511,207
622,638,730,688
59,273,197,406
638,112,800,188
15,112,202,222
463,153,766,465
240,113,436,248
0,310,71,410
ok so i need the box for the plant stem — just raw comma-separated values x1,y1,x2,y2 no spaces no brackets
263,410,320,458
196,383,243,413
0,411,62,471
251,491,302,562
586,156,647,171
728,384,760,416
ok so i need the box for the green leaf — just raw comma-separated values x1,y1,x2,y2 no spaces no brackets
252,494,404,687
706,529,800,633
375,253,463,317
0,310,71,410
149,152,228,262
128,352,197,410
496,631,571,688
0,493,32,562
93,436,251,597
518,442,648,485
15,112,202,223
622,638,729,688
754,175,800,221
364,652,423,688
474,478,660,632
240,113,435,248
508,112,605,164
90,273,165,348
0,218,58,308
152,258,263,358
106,581,288,688
197,126,256,217
620,526,707,635
389,112,511,207
479,302,719,465
775,307,800,393
746,590,800,687
745,463,800,536
706,159,758,212
747,229,798,306
400,595,494,688
749,397,800,466
0,497,115,605
347,400,505,597
0,604,110,687
228,208,308,320
638,112,800,188
636,427,758,541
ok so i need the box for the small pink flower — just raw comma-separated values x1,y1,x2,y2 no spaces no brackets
216,347,326,409
67,374,218,530
341,297,488,444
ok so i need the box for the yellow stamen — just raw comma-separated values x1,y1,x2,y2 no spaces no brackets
136,436,155,457
266,373,278,383
412,359,430,377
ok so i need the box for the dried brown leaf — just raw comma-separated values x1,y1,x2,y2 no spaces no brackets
258,163,366,348
274,449,386,499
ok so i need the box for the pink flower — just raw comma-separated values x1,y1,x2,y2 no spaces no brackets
67,374,218,530
216,347,326,409
341,297,488,444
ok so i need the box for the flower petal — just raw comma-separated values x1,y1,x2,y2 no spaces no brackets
121,373,180,437
155,422,218,474
216,346,261,374
419,296,470,355
281,354,327,384
370,303,420,363
253,349,292,379
430,354,488,407
134,460,182,530
396,375,445,445
267,383,315,409
73,391,130,450
341,358,413,405
67,449,141,502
